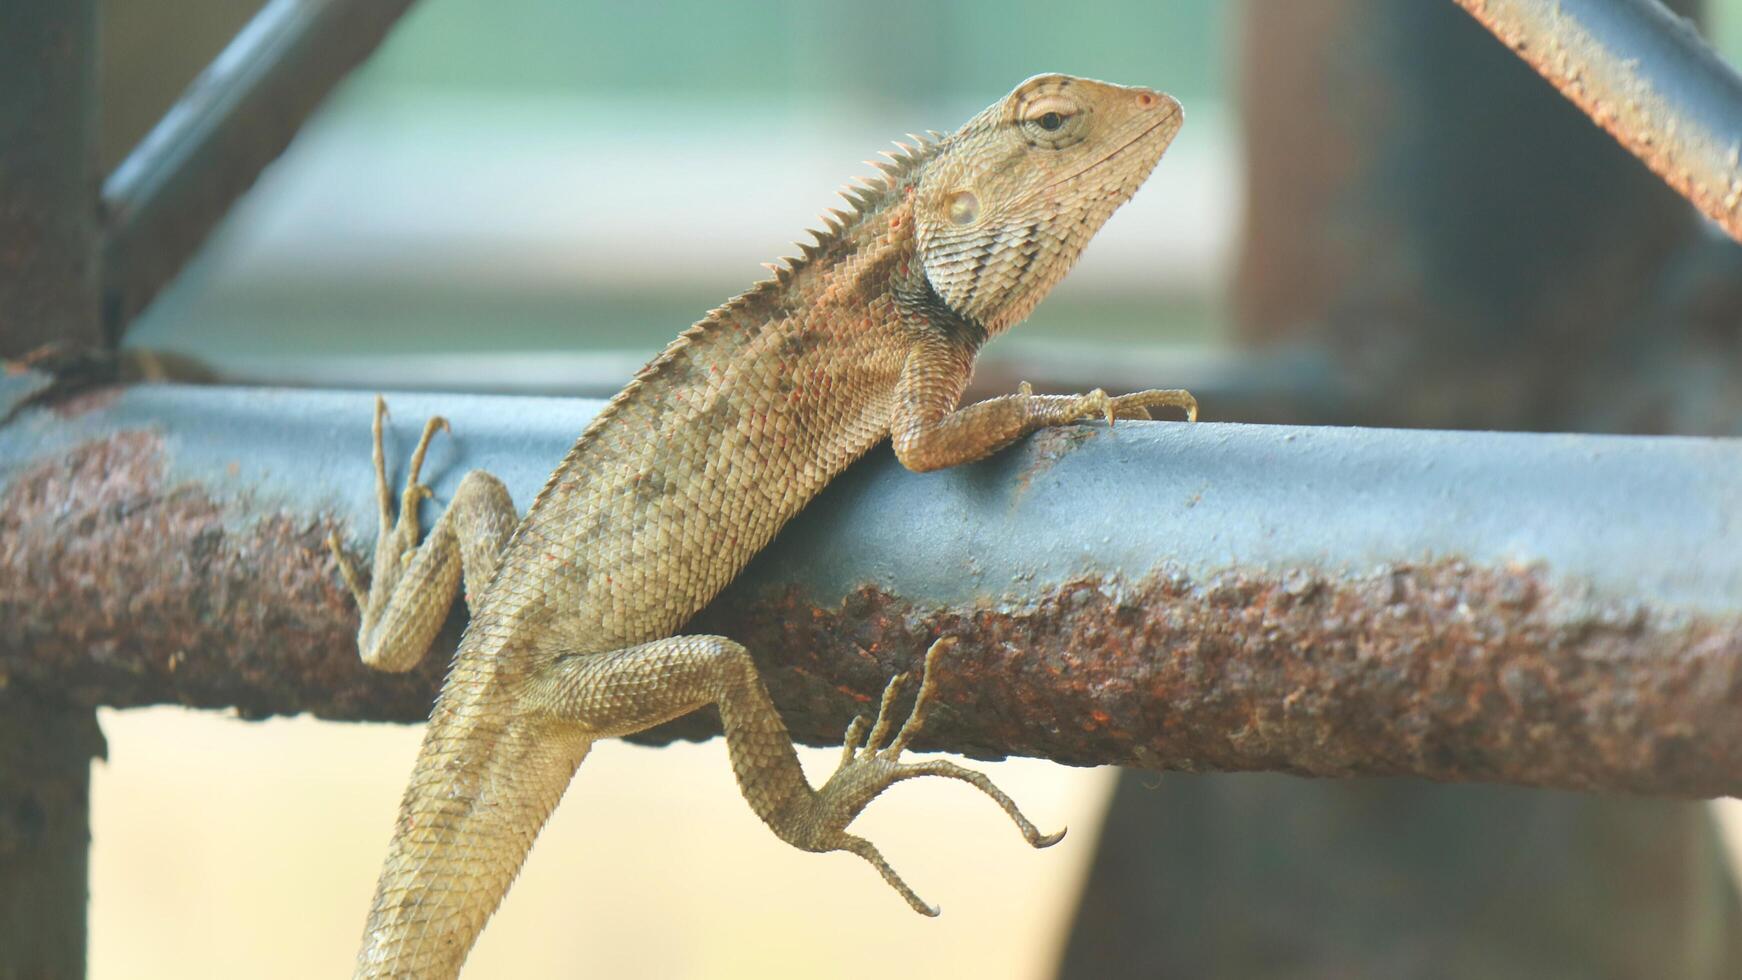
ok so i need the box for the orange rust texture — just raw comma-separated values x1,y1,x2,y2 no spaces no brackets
0,431,447,720
688,567,1742,798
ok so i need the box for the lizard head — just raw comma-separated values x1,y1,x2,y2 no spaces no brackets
914,74,1182,335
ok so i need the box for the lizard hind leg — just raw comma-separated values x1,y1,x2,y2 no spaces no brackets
520,634,1063,917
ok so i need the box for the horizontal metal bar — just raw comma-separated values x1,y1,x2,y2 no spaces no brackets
147,343,1344,423
3,381,1740,796
1454,0,1742,243
101,0,417,337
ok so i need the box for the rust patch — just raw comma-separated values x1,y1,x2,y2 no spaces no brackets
672,562,1742,798
0,431,446,720
1011,424,1096,503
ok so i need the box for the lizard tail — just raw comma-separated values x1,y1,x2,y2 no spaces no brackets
354,711,591,979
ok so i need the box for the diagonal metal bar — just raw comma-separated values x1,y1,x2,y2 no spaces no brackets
1454,0,1742,244
101,0,418,338
3,381,1741,797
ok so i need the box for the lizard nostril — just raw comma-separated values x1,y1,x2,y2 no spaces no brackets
1136,91,1157,108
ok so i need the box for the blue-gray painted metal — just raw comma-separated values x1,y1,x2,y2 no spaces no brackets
3,381,1739,619
1564,0,1742,150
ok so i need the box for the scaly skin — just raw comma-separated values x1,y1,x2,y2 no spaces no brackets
331,74,1193,978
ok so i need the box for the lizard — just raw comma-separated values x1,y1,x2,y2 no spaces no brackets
329,73,1194,978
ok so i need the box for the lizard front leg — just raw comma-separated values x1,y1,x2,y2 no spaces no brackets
521,634,1060,915
891,333,1197,472
327,396,519,672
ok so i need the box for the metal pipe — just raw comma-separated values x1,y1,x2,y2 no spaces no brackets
1455,0,1742,244
101,0,418,337
3,381,1741,796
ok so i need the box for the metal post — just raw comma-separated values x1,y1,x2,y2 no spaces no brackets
0,0,102,358
0,4,105,975
0,701,105,980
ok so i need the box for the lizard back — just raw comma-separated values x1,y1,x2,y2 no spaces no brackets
475,145,942,665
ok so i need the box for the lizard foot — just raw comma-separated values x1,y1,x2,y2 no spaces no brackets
808,637,1065,916
326,396,450,611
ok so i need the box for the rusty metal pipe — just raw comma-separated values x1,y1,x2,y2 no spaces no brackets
1454,0,1742,244
3,382,1740,797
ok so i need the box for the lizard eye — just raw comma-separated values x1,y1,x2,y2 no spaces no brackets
1018,95,1086,148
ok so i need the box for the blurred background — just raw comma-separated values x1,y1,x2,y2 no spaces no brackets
114,1,1232,391
77,0,1742,976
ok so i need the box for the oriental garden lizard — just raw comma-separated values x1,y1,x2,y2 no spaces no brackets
331,74,1193,978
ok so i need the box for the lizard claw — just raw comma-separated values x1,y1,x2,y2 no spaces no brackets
1108,388,1198,423
811,636,1065,916
327,530,368,607
395,416,450,537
